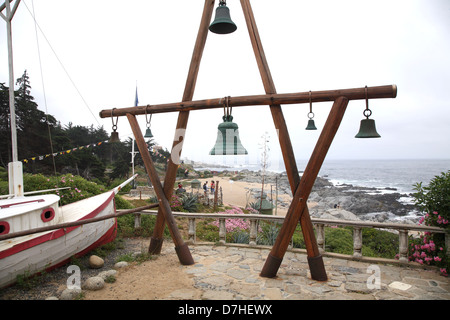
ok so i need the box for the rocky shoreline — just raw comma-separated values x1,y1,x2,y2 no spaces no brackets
229,169,420,225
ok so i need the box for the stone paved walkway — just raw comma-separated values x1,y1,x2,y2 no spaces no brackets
166,244,450,300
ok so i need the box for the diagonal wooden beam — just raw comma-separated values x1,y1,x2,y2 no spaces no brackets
240,0,326,280
240,0,299,193
148,0,215,255
127,113,194,265
260,96,349,279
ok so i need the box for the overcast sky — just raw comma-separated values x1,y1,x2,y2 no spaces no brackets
1,0,450,170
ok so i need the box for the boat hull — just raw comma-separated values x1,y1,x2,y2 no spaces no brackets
0,192,117,289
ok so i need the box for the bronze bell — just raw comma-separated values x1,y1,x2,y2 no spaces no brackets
209,1,237,34
355,118,381,138
305,119,317,130
144,127,153,138
109,130,119,143
210,115,248,155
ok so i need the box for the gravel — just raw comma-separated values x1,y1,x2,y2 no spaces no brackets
0,237,149,300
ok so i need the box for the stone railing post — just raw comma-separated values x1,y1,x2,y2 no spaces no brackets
353,227,363,258
398,229,409,263
249,219,257,246
188,217,196,244
134,213,141,229
316,223,325,254
219,218,226,244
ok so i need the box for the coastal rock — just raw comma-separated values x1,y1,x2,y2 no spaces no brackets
88,255,104,269
314,208,360,221
82,276,105,291
235,169,419,224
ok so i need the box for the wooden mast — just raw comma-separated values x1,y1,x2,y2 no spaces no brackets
1,0,24,198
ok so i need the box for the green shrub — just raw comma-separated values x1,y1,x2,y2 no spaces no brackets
21,173,106,205
325,227,353,255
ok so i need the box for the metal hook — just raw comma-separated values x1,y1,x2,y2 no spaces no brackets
364,85,372,119
111,108,118,131
145,105,152,128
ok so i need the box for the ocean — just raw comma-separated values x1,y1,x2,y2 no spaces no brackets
311,159,450,195
198,158,450,195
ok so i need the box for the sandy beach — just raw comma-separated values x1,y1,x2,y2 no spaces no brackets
192,176,292,216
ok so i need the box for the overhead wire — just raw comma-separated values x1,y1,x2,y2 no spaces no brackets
30,0,57,176
21,0,101,126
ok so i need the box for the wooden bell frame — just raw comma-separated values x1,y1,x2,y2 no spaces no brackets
100,0,397,280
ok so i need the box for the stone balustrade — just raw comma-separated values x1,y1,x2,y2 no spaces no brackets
131,210,449,266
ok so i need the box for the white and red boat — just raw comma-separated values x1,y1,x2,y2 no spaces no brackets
0,1,137,288
0,174,136,288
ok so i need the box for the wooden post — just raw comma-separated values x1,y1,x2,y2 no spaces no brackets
260,97,349,279
127,113,194,265
148,0,215,255
213,180,219,211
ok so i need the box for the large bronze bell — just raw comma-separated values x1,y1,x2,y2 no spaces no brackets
210,115,248,155
355,118,381,138
209,1,237,34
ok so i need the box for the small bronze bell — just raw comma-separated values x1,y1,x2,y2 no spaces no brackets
109,130,119,143
144,108,154,139
355,86,381,138
144,127,153,138
210,115,248,155
305,91,317,130
355,118,381,138
109,110,120,143
305,119,317,130
209,1,237,34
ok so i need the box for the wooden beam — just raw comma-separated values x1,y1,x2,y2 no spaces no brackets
148,0,215,255
99,85,397,118
127,113,194,265
260,96,349,279
241,0,299,193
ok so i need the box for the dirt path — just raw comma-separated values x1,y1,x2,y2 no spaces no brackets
83,247,201,300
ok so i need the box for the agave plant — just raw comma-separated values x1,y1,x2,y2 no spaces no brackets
180,193,199,212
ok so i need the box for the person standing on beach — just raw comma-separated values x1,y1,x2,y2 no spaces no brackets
203,181,208,196
210,181,215,194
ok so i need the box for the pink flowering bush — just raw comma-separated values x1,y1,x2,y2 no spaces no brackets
210,206,251,232
411,171,449,276
409,226,448,277
170,194,183,211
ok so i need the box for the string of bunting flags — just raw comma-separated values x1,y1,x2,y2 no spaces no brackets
21,140,169,164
